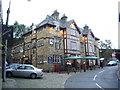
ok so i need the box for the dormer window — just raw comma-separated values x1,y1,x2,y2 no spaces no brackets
49,27,54,31
54,26,59,31
70,23,76,29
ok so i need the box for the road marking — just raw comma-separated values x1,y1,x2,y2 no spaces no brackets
96,83,104,90
93,74,97,80
99,70,105,74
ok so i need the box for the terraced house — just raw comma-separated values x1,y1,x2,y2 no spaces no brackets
11,11,100,72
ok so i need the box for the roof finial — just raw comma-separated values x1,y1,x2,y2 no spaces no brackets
63,14,65,16
54,9,57,13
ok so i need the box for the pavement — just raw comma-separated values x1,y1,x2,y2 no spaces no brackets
2,71,77,88
117,68,120,80
1,65,120,89
117,63,120,80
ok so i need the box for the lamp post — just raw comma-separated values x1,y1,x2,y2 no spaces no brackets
82,36,88,57
82,36,88,72
22,55,25,64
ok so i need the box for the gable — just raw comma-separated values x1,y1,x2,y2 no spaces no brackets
88,32,95,41
67,20,81,34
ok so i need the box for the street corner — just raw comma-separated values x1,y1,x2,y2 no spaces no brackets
2,78,16,88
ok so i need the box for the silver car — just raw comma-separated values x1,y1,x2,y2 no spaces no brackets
107,61,117,66
6,64,43,79
6,63,22,69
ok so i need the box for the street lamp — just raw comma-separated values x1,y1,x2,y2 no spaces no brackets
82,36,88,56
22,55,26,64
82,35,88,72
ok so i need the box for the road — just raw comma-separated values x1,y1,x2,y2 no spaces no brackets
64,65,119,89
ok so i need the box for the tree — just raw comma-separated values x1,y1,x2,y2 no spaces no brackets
99,40,112,59
99,40,112,49
13,21,30,38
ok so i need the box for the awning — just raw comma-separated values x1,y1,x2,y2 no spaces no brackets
111,57,118,60
63,56,84,60
84,56,100,60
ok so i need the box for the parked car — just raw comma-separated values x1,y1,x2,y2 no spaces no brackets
6,64,43,79
6,63,22,69
107,61,117,66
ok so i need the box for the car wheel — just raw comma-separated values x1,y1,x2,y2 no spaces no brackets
6,72,12,77
30,73,37,79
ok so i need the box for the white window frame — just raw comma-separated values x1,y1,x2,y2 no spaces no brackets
55,38,61,50
53,55,61,63
37,55,44,64
71,42,77,50
70,29,76,36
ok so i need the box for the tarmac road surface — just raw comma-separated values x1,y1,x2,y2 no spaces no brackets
64,65,119,89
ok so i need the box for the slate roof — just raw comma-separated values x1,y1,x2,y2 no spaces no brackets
36,15,56,28
82,25,94,37
22,30,32,36
35,12,100,39
35,14,81,33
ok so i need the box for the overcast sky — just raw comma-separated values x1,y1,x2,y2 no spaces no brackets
2,0,119,49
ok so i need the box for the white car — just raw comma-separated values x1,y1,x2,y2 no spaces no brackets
6,64,43,79
107,61,117,66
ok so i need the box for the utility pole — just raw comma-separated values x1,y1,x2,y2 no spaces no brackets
2,0,11,82
6,0,11,27
3,40,7,82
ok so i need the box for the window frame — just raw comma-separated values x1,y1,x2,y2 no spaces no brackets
37,40,44,47
54,37,62,50
53,55,61,64
71,42,77,50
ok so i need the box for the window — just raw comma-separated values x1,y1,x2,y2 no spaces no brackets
24,66,34,70
70,29,76,36
17,66,24,69
38,40,44,47
49,27,54,31
71,42,77,50
80,42,84,52
15,48,20,53
70,23,76,29
32,40,36,48
54,25,60,31
32,49,36,54
24,44,30,50
94,45,97,53
53,55,61,63
55,38,61,50
37,55,44,64
89,44,94,52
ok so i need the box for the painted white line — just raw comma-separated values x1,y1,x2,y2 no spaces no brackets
93,74,97,80
96,83,104,90
99,70,105,74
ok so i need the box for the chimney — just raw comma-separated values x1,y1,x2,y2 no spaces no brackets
51,10,59,21
83,25,89,30
61,14,68,22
